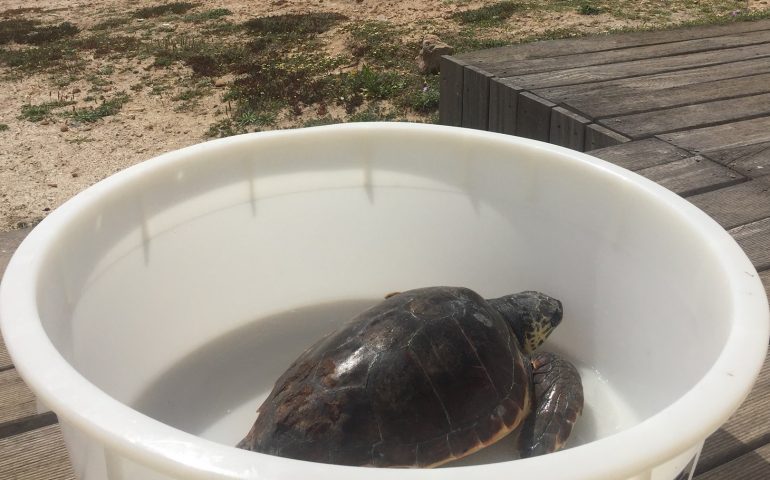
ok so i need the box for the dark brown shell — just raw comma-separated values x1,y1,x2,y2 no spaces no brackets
238,286,532,467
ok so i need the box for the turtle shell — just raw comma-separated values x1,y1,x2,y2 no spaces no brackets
239,286,532,467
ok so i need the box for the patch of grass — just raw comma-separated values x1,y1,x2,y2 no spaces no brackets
149,35,243,75
19,100,75,122
398,76,440,114
75,33,142,57
452,1,523,25
578,3,602,15
345,21,411,68
0,123,9,131
91,17,132,31
445,28,512,53
348,103,397,122
206,108,277,137
243,12,347,36
340,65,408,101
68,93,129,122
0,43,78,71
0,19,78,45
231,51,346,111
185,8,232,22
133,2,198,19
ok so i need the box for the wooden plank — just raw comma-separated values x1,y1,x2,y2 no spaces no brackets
0,227,29,278
533,57,770,109
660,116,770,154
636,156,746,197
587,138,691,171
601,92,770,139
0,424,75,480
1,228,31,371
729,217,770,271
584,124,630,150
488,77,521,135
687,177,770,230
478,29,770,77
698,350,770,475
462,65,493,130
704,140,770,178
550,106,591,151
0,369,37,426
516,92,555,141
455,19,770,65
497,43,770,90
563,71,770,120
439,56,466,127
696,442,770,480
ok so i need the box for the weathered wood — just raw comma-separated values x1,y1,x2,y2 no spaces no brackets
488,77,521,134
462,65,494,130
0,227,29,278
687,177,770,230
516,92,556,141
635,156,746,197
587,138,691,171
729,217,770,271
698,351,770,475
498,43,770,90
534,57,770,109
585,124,630,150
553,71,770,120
659,115,770,154
439,56,466,127
455,19,770,65
0,424,75,480
0,369,37,426
696,442,770,480
477,29,770,77
0,334,10,372
550,106,591,151
601,92,770,139
1,228,31,371
704,140,770,178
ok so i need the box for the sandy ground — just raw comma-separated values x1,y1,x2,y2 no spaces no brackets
1,0,769,231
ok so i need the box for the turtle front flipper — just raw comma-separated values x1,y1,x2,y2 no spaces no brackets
518,352,583,457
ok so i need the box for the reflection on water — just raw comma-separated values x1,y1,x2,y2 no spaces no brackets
132,300,639,467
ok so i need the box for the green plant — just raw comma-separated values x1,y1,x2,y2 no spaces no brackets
578,3,603,15
399,77,440,114
0,123,9,131
0,19,78,45
243,12,347,36
185,8,232,22
206,108,277,137
68,93,129,122
340,65,407,101
19,100,75,122
452,1,523,25
345,21,410,68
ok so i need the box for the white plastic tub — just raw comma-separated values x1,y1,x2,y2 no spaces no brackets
1,123,767,480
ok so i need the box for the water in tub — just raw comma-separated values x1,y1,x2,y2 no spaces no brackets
132,300,640,466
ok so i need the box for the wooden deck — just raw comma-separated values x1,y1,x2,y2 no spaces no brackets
439,18,770,479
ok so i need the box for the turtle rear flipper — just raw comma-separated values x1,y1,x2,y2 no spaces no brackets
517,352,584,457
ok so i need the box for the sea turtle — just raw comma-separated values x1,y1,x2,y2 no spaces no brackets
237,286,583,467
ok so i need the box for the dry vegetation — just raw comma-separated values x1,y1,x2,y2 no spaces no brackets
1,0,769,230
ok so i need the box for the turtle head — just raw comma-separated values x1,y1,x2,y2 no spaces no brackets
488,291,563,354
